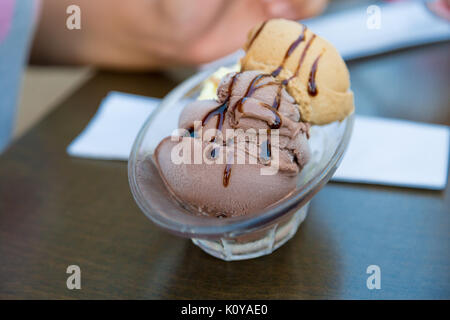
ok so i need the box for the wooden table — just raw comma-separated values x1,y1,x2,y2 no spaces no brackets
1,42,449,299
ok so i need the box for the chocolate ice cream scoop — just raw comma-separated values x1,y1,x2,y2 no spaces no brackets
154,71,310,217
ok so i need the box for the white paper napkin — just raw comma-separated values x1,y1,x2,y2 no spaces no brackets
67,92,449,190
67,92,159,160
333,115,449,190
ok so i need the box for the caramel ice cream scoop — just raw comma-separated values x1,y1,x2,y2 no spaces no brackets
241,19,354,125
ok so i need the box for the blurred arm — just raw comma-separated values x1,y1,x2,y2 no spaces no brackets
31,0,327,69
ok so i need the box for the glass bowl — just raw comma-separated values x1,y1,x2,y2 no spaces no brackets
128,64,354,261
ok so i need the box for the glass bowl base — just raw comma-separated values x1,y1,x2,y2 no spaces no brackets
192,202,309,261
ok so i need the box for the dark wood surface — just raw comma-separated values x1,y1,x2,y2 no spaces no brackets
0,42,449,299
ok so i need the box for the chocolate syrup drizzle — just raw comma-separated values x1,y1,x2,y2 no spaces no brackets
246,21,268,51
233,74,271,114
188,24,322,188
223,162,233,187
247,23,322,100
271,26,307,78
188,72,284,187
269,27,315,113
307,52,322,96
257,27,317,160
228,73,282,186
290,34,316,82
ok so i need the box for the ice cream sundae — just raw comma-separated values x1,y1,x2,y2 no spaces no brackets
153,19,354,218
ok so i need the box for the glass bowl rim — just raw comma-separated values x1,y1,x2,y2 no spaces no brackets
128,67,354,238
